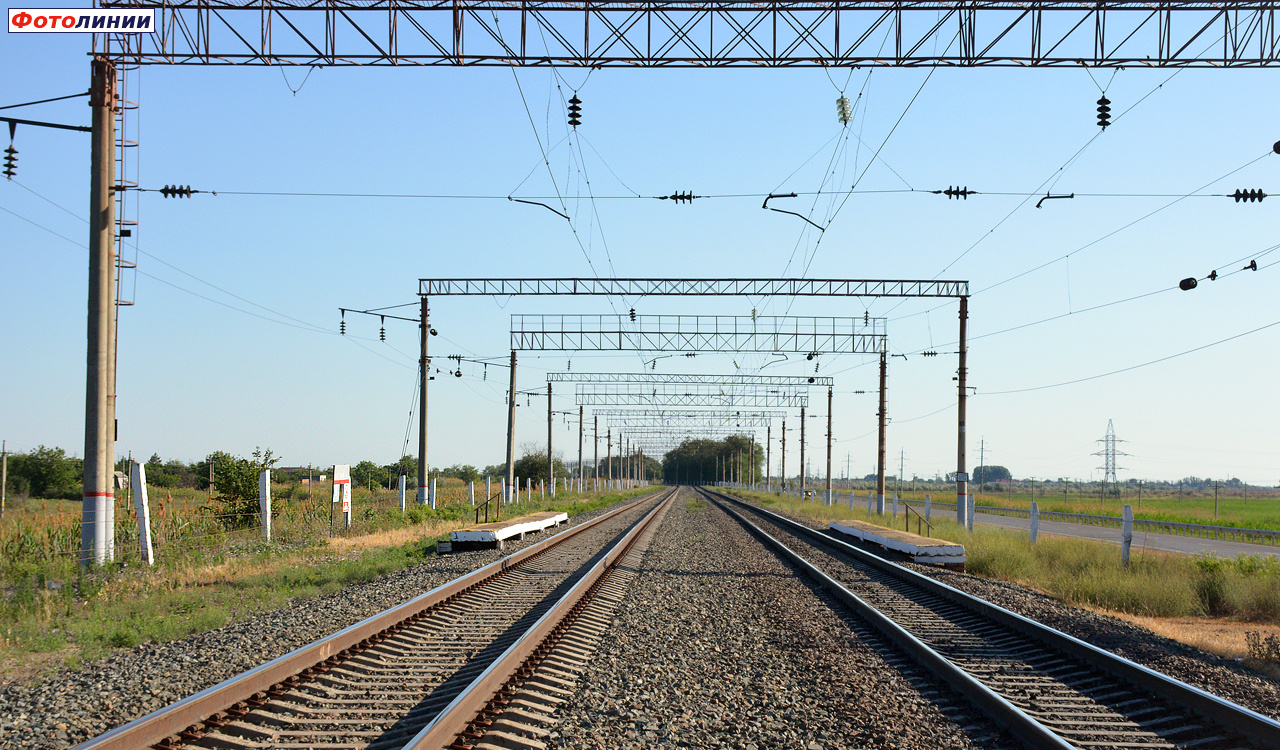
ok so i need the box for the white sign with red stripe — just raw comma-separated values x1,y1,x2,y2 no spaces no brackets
333,464,351,514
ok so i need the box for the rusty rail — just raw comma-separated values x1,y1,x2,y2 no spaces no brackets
72,487,672,750
406,488,677,749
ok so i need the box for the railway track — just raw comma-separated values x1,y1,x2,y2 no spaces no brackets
702,487,1280,750
73,487,676,750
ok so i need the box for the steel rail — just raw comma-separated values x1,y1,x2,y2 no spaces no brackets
703,488,1280,750
71,487,671,750
702,489,1073,750
406,488,677,749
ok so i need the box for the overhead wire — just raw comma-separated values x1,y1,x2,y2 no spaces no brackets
984,317,1280,395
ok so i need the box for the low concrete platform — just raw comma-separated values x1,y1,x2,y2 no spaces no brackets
829,518,965,567
442,511,570,552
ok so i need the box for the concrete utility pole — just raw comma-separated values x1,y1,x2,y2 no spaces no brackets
780,419,787,489
877,351,888,514
577,405,584,492
82,57,117,567
505,349,517,504
826,388,833,503
766,424,771,491
957,296,970,516
799,406,806,491
417,296,430,506
547,383,554,495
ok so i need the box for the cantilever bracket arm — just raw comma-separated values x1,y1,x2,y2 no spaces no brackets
1035,192,1075,209
508,196,570,221
762,192,825,231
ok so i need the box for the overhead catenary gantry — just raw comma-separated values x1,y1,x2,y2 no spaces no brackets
512,315,885,353
97,1,1280,67
574,383,809,408
593,410,785,428
68,1,1275,563
548,372,833,387
410,277,967,514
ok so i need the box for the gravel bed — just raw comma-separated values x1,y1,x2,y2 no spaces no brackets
0,497,642,750
737,495,1280,722
549,489,1014,750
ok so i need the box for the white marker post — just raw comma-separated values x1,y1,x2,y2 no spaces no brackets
1030,501,1039,545
967,494,975,532
129,461,155,566
925,494,931,524
485,476,491,506
429,477,437,509
333,464,351,531
259,469,272,541
398,475,406,511
468,480,475,506
892,493,898,518
1121,504,1134,567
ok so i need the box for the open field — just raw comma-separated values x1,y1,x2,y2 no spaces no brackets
727,488,1280,675
0,479,656,684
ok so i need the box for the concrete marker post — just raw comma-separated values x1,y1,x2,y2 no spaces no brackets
1030,501,1039,545
485,476,491,506
429,477,437,510
468,480,474,506
259,469,272,542
967,493,975,532
129,461,154,565
925,494,931,523
398,474,406,512
1122,503,1133,567
333,465,351,531
892,492,898,518
867,491,873,516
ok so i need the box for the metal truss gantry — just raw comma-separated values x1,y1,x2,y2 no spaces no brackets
575,382,809,408
595,409,786,428
549,372,833,387
429,279,965,297
513,314,885,353
98,1,1280,67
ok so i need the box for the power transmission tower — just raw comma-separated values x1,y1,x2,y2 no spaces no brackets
1093,419,1128,500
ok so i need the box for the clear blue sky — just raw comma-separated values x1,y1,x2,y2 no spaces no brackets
3,23,1277,486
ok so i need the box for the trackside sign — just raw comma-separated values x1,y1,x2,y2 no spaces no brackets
9,8,155,31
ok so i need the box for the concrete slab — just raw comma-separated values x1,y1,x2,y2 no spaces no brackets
830,518,966,565
448,511,570,551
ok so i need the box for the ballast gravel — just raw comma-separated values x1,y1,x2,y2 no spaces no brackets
548,491,1013,750
762,499,1280,722
0,499,630,750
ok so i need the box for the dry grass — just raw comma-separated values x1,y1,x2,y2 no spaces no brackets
325,521,466,553
1091,608,1280,678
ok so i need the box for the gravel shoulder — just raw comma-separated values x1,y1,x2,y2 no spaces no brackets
549,489,1013,750
0,498,641,750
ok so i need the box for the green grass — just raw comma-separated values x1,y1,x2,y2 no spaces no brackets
870,488,1280,532
0,484,662,677
728,488,1280,622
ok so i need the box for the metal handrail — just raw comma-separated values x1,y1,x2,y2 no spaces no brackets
903,503,932,537
474,491,502,524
